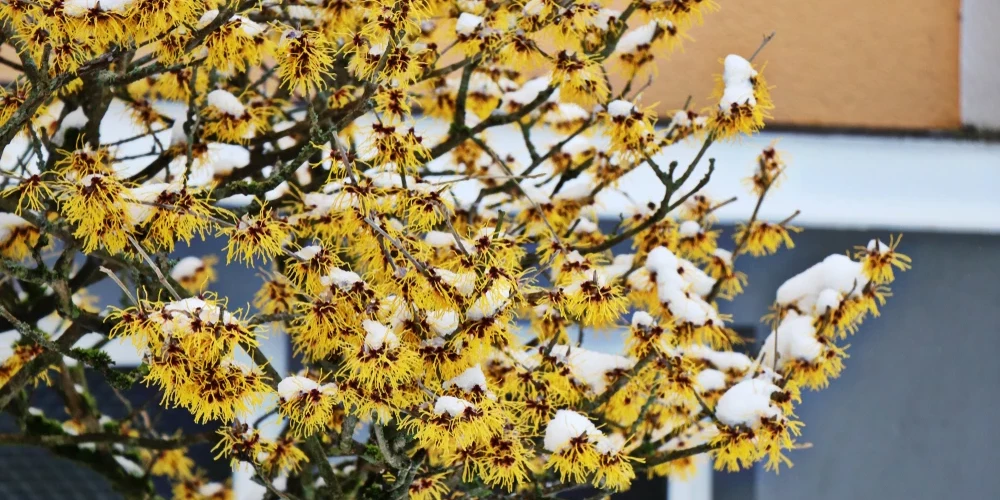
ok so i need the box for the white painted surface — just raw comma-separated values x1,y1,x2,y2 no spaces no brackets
961,0,1000,129
234,323,289,500
668,453,713,500
439,126,1000,234
5,101,997,234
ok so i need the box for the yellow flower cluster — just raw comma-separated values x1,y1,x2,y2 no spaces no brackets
0,0,915,497
109,295,269,423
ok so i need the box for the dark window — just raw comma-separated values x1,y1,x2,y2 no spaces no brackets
0,369,227,499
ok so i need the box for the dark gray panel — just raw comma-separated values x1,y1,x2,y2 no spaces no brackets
718,230,1000,500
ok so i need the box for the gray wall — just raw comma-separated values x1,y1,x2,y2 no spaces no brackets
83,229,1000,499
716,229,1000,500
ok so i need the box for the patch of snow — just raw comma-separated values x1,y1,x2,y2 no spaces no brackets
426,309,460,336
114,456,145,477
170,256,206,281
616,22,658,54
678,220,702,238
434,395,474,417
207,90,246,117
363,320,398,350
715,379,781,428
321,268,363,291
544,409,601,452
433,268,476,297
277,376,319,400
696,368,727,392
444,364,489,393
607,100,635,118
455,12,484,36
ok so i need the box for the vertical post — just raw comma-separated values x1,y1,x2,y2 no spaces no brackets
668,453,713,500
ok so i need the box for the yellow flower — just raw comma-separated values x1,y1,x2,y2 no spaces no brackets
201,90,255,144
220,205,291,266
348,41,422,84
62,1,129,49
676,220,719,260
340,320,422,395
564,277,629,328
0,172,52,214
709,55,773,140
54,167,133,255
253,274,297,315
0,81,28,127
0,0,32,24
616,21,686,76
711,380,802,472
367,123,430,173
860,284,892,318
128,184,217,251
284,245,342,294
854,235,912,284
131,0,200,31
416,336,473,382
734,220,801,257
213,421,269,467
277,30,334,93
408,472,450,500
552,50,609,107
260,437,309,475
0,344,45,386
639,0,720,27
277,375,339,436
174,361,271,423
373,86,413,123
200,13,268,72
543,410,602,484
0,212,41,260
126,98,167,132
401,396,505,450
605,99,659,161
592,435,641,492
172,475,234,500
748,143,786,194
150,448,195,479
531,304,570,344
626,312,674,358
455,12,497,56
495,31,546,69
704,249,747,300
170,255,218,294
479,430,534,491
150,68,209,102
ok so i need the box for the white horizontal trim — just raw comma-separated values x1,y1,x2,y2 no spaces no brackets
72,332,143,367
605,132,1000,233
6,102,994,235
440,126,1000,234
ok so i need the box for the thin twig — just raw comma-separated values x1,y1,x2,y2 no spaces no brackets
470,136,562,245
748,32,777,63
0,431,213,449
98,266,139,308
127,235,182,300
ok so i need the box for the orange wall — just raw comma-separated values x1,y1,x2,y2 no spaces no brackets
0,0,961,130
635,0,962,129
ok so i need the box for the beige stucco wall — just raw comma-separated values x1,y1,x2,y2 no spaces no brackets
0,0,963,130
632,0,962,129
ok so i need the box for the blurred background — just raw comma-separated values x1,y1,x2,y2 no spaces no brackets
3,1,1000,499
